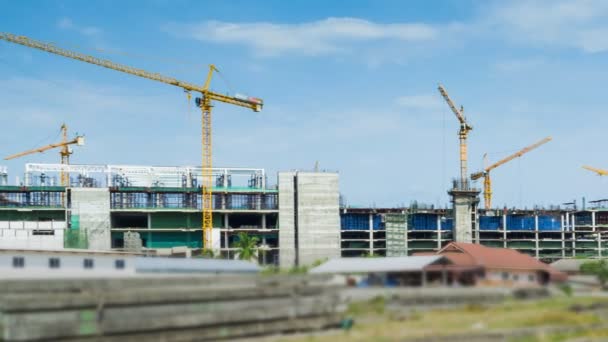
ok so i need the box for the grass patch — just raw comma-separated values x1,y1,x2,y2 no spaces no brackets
286,296,608,342
347,296,386,316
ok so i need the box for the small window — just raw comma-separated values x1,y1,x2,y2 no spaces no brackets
12,257,25,268
502,272,509,280
513,274,519,281
83,259,94,269
32,229,54,236
115,259,125,269
529,274,535,282
49,258,60,269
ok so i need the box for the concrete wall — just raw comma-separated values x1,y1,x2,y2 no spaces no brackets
278,172,340,267
71,188,111,250
278,172,296,266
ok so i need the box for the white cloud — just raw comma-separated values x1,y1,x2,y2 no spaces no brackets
57,17,102,37
161,2,608,62
163,17,441,57
487,0,608,53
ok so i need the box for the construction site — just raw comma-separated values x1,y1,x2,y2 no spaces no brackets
0,31,606,269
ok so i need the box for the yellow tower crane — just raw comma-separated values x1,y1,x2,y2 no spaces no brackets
438,84,473,188
4,123,84,186
582,165,608,176
471,136,552,209
0,32,263,250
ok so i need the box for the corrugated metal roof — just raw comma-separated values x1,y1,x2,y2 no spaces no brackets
135,257,260,274
550,258,586,272
310,255,445,274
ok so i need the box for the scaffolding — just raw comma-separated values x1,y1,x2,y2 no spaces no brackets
24,163,267,189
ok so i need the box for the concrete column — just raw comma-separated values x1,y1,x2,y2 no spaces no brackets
262,235,267,264
572,214,576,257
441,266,447,286
368,214,373,256
600,233,603,258
503,214,507,249
224,214,230,259
421,270,427,287
224,231,229,258
404,213,409,255
593,211,597,232
262,214,267,229
561,213,568,258
448,188,480,243
437,216,442,250
534,215,539,258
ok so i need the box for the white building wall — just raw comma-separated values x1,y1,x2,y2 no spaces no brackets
0,252,135,279
0,220,65,250
482,270,541,287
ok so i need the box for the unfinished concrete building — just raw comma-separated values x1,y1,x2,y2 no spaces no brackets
1,163,607,265
0,164,340,266
339,204,608,263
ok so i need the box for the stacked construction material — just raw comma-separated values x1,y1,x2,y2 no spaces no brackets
0,274,343,341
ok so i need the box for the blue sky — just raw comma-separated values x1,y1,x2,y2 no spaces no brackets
1,0,607,208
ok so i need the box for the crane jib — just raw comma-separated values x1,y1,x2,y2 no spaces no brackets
0,32,264,110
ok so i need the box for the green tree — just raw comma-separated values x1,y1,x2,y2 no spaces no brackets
580,259,608,287
197,248,215,259
362,251,380,258
231,232,259,262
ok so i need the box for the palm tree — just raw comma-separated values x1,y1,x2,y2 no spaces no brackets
231,232,259,262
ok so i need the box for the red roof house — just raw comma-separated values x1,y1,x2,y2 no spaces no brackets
420,242,567,287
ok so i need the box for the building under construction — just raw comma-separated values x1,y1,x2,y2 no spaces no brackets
0,163,606,265
0,163,340,266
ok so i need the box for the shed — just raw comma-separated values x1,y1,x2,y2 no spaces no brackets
310,255,451,287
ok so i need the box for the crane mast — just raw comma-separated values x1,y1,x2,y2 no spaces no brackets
59,124,71,186
471,136,552,209
0,32,263,250
438,84,472,188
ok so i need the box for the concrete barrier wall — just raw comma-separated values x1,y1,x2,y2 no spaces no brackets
0,274,343,341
